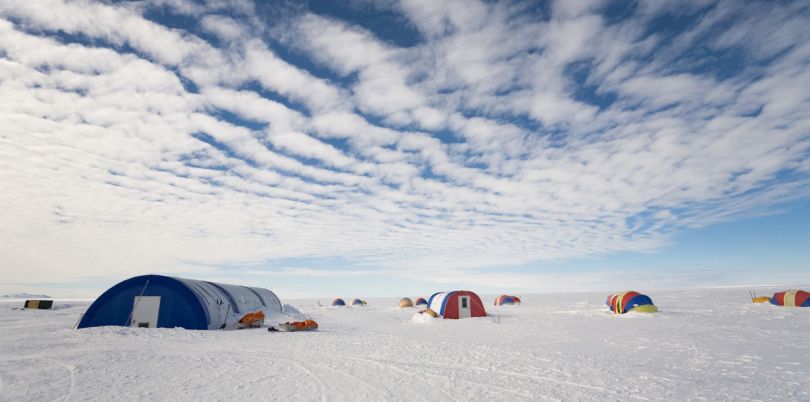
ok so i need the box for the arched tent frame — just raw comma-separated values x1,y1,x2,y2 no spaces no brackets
606,291,657,314
494,295,517,305
77,275,281,330
770,290,810,307
427,291,487,319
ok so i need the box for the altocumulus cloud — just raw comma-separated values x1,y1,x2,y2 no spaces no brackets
1,0,809,290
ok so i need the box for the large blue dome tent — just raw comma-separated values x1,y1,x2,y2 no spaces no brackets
76,275,282,330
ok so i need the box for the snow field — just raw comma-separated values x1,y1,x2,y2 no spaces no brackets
0,287,808,401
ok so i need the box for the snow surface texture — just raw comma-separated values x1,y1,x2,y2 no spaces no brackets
0,288,808,401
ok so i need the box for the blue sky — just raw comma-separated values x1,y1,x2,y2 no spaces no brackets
0,0,808,298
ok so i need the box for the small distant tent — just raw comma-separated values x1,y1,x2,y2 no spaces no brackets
332,298,346,306
76,275,281,330
427,291,487,319
494,295,519,306
770,290,810,307
414,297,427,306
351,298,366,306
606,291,657,314
399,298,414,308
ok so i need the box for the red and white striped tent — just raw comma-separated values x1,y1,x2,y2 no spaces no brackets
770,290,810,307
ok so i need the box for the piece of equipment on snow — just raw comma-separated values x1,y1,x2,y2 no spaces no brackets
24,300,54,309
749,291,770,303
238,311,265,328
276,320,318,332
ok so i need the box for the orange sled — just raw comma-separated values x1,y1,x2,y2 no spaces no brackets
278,319,318,332
238,311,265,328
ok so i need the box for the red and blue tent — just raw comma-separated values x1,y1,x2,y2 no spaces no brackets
332,298,346,306
494,295,520,305
770,290,810,307
414,297,427,306
606,291,657,314
427,291,487,319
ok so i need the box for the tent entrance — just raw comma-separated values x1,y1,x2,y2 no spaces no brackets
131,296,160,328
458,296,471,318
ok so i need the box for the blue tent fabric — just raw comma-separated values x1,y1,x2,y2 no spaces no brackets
624,294,653,309
77,275,281,330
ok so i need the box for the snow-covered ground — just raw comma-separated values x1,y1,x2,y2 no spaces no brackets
1,287,808,401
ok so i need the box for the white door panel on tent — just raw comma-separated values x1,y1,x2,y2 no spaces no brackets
131,296,160,328
458,296,471,318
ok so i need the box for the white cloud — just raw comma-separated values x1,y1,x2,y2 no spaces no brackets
0,0,198,66
201,86,305,131
0,0,809,295
200,15,247,42
241,40,347,113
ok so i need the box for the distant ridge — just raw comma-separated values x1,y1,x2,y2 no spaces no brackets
1,293,51,299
